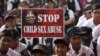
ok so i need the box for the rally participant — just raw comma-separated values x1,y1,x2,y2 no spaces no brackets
81,26,92,47
83,3,100,29
7,29,31,56
59,1,75,32
66,27,95,56
0,16,21,37
76,4,92,27
32,44,49,56
0,29,21,56
52,39,70,56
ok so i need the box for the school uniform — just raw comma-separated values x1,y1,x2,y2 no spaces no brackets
14,42,28,53
67,45,95,56
82,18,96,29
0,48,21,56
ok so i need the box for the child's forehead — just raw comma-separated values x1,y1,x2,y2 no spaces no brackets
6,18,16,21
71,35,83,38
1,36,12,40
55,43,67,47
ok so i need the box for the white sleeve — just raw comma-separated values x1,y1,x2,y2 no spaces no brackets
74,0,81,11
92,24,100,41
76,15,85,27
68,10,75,19
0,25,6,32
82,19,92,27
82,21,89,26
97,36,100,45
97,36,100,56
7,2,13,11
86,0,91,3
87,48,95,56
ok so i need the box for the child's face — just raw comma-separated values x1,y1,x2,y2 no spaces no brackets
70,35,82,48
0,36,12,51
6,19,16,28
55,43,69,55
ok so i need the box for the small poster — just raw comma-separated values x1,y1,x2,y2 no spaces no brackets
22,8,64,38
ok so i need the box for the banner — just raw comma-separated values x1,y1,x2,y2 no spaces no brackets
22,8,64,38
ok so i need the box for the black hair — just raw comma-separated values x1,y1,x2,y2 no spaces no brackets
92,3,100,11
1,29,19,40
32,44,49,56
90,0,100,4
54,39,69,48
18,1,29,7
81,27,92,36
0,29,13,39
45,0,56,8
5,16,16,22
83,4,92,12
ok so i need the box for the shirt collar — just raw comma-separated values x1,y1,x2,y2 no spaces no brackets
70,45,83,54
6,48,12,56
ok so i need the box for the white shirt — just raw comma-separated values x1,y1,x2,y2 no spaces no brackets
68,9,75,19
82,18,96,29
92,24,100,41
0,25,6,32
0,48,21,56
97,36,100,56
74,0,81,11
20,0,30,4
7,1,13,11
67,45,94,56
87,0,91,2
64,9,75,25
15,42,28,53
7,48,21,56
89,25,100,51
90,24,100,56
76,15,87,27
